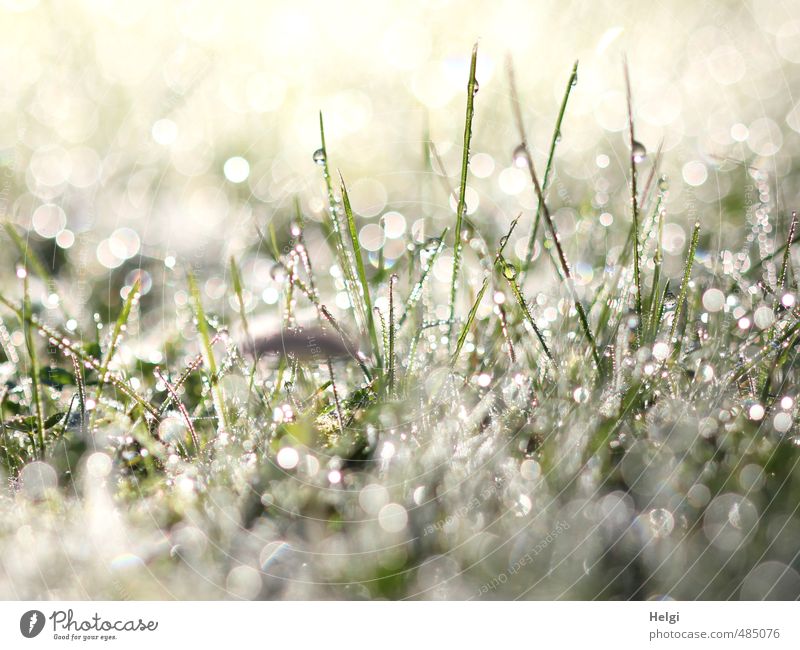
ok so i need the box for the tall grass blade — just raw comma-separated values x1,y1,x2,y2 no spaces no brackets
450,277,487,367
498,254,554,364
21,271,45,456
399,227,447,326
155,366,200,452
778,210,797,292
448,43,479,346
624,57,643,339
340,174,381,366
517,60,579,275
507,61,600,371
669,221,700,353
318,113,363,332
94,279,140,408
0,291,160,421
187,271,229,433
388,274,398,395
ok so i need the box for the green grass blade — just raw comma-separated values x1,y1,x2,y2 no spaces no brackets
318,113,363,329
508,59,600,372
646,195,665,340
669,221,700,353
21,271,45,456
498,255,554,365
94,278,140,405
450,277,487,367
494,213,520,265
448,43,479,345
399,227,448,326
624,58,643,340
4,223,52,288
522,60,579,275
230,256,251,345
188,271,229,433
340,173,381,366
778,210,797,292
0,290,160,421
388,274,398,395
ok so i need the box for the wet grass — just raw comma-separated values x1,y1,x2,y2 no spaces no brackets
0,49,799,600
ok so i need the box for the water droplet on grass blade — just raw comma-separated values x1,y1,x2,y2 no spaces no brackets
312,148,326,165
512,144,529,168
573,387,590,403
631,140,647,164
422,237,441,254
502,262,517,280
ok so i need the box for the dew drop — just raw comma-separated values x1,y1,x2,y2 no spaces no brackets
748,403,765,421
631,140,647,164
423,237,441,253
472,79,479,96
502,262,518,280
512,144,529,168
312,148,326,166
573,386,590,403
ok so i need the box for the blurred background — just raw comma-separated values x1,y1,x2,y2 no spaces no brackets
2,0,800,269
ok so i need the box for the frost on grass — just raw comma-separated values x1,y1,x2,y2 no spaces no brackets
2,56,800,601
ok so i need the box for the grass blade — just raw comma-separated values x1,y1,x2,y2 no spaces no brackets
669,220,700,353
93,278,140,408
21,271,45,456
507,60,600,371
388,274,398,395
187,271,229,433
0,290,160,421
498,255,554,365
399,227,447,326
778,210,797,293
448,42,479,345
317,113,364,332
624,57,643,339
340,173,381,366
154,366,199,453
518,60,579,275
646,194,665,340
450,277,488,367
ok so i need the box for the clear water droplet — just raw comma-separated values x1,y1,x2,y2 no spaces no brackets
631,140,647,164
472,79,479,96
312,148,326,165
625,311,639,330
573,386,590,403
423,237,441,253
512,144,529,168
503,262,518,280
